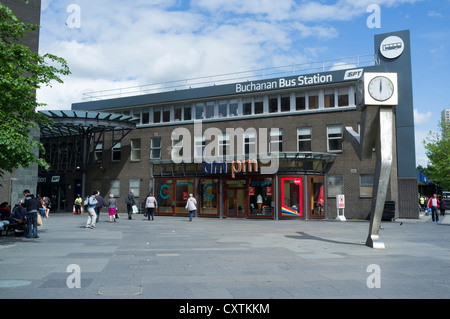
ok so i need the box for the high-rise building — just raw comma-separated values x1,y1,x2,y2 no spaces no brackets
442,109,450,123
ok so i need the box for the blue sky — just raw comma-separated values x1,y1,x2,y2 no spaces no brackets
35,0,450,167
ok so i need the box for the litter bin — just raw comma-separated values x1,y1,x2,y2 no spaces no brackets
382,200,396,221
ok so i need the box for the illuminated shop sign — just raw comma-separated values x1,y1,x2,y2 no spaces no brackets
203,159,258,178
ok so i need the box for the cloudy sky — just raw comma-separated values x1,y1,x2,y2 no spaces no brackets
35,0,450,167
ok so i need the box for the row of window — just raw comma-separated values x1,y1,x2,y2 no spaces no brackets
101,174,374,199
96,125,345,162
122,86,355,126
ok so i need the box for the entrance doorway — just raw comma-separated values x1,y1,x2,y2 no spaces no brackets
308,176,325,219
280,176,304,218
225,188,246,217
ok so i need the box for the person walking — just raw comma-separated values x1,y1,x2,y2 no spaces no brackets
43,196,50,218
107,194,117,223
145,192,158,221
440,198,447,216
125,189,136,220
95,191,107,222
86,191,98,229
74,194,83,214
419,196,425,212
21,189,39,238
427,193,440,223
185,193,197,222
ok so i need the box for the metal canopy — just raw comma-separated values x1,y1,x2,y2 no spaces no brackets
39,110,138,138
38,110,138,201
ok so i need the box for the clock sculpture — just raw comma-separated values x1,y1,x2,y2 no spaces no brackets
346,72,398,249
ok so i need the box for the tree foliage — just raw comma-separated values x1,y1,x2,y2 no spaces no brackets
423,120,450,190
0,3,70,178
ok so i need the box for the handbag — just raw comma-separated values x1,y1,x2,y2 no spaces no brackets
132,205,139,214
37,213,43,226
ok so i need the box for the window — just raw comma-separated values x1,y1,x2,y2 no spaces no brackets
270,129,283,153
280,95,290,112
327,125,343,152
172,134,183,157
243,99,252,115
327,175,344,197
142,110,150,124
296,93,306,111
131,139,141,161
132,110,141,122
195,103,204,119
324,89,335,108
218,100,228,117
194,135,206,158
163,106,171,122
94,142,103,162
297,127,312,152
109,180,120,197
153,108,161,124
254,98,264,114
308,91,319,109
338,87,349,107
206,101,215,119
150,137,162,159
269,96,278,113
219,134,230,157
229,99,239,116
244,131,257,157
360,174,374,197
112,141,121,162
174,106,182,121
129,178,140,198
184,105,192,121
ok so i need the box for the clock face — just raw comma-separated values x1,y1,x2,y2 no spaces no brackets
368,76,394,101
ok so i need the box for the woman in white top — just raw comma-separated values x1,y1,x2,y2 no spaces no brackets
145,193,158,221
185,194,197,222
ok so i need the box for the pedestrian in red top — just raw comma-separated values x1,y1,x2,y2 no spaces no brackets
427,194,440,223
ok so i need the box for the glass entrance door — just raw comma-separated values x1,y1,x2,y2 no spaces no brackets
309,176,325,219
225,188,246,217
280,176,304,218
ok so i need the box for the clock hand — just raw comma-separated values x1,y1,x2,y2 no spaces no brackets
380,79,382,93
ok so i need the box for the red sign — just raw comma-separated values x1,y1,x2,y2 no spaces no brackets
266,187,272,196
337,195,345,209
249,187,255,196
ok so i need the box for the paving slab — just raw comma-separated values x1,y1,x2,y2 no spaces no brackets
0,212,449,304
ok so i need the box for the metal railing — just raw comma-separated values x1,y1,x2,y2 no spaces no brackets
82,53,377,102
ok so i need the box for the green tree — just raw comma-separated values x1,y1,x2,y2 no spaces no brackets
423,120,450,190
0,3,70,178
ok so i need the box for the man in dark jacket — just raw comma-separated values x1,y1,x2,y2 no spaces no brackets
21,189,39,238
95,191,107,222
125,189,136,220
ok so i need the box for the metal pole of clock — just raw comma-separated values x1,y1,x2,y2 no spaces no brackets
345,72,398,249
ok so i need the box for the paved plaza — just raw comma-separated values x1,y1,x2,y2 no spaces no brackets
1,211,449,301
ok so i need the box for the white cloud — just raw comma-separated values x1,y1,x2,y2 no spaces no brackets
414,109,433,126
36,0,426,110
